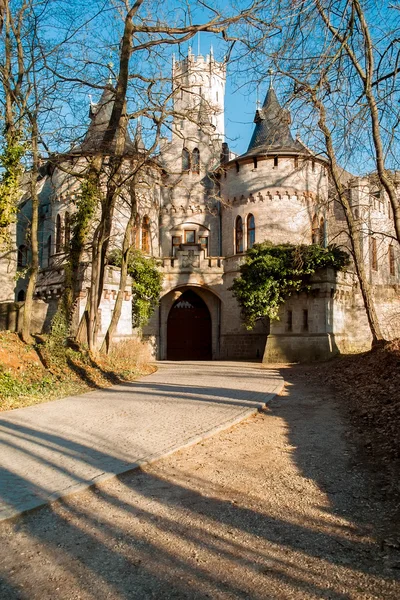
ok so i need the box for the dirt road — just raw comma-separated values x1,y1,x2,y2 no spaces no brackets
0,365,399,599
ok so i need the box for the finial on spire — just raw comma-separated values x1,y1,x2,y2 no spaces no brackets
268,68,275,89
107,59,114,85
210,44,214,58
197,31,200,56
256,85,261,109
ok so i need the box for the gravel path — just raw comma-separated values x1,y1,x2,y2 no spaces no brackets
0,364,399,599
0,361,283,521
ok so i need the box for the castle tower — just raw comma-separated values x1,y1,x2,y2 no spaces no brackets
159,50,226,258
171,47,225,143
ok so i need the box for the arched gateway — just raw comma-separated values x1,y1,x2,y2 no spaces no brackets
167,290,212,360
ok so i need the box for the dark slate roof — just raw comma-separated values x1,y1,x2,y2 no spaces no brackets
79,85,135,154
238,86,310,160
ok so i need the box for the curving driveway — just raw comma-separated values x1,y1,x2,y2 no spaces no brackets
0,361,283,521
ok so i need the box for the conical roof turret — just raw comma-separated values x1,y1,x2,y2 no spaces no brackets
239,85,308,159
80,85,135,154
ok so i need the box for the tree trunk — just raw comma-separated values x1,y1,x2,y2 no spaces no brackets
21,118,39,343
312,90,384,344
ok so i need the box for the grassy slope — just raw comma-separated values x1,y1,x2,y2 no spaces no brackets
0,332,155,411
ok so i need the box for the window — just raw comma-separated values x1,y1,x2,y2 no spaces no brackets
192,148,200,174
235,216,243,254
199,236,208,254
286,310,293,332
371,237,378,271
235,161,240,173
184,230,195,244
389,244,395,276
274,156,279,168
64,212,70,249
312,159,316,172
294,156,299,168
55,213,62,253
247,214,255,249
17,289,25,302
172,235,182,255
302,309,309,332
311,214,319,244
182,147,190,172
47,235,52,266
141,215,150,254
17,244,28,268
319,217,325,246
253,157,257,169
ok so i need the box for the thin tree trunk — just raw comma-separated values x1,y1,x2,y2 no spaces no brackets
21,117,39,343
100,193,137,354
312,90,384,344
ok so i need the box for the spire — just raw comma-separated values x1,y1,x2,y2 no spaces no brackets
242,86,307,157
134,118,145,152
80,85,135,154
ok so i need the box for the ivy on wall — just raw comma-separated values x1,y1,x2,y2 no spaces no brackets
108,249,163,329
230,241,350,329
0,131,25,249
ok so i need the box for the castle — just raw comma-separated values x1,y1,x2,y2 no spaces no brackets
1,49,399,361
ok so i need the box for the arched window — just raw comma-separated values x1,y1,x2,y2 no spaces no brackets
17,244,28,268
319,217,325,246
17,289,25,302
311,214,319,244
47,235,52,266
141,215,150,254
247,214,255,249
182,147,190,172
64,212,70,249
55,214,62,253
192,148,200,174
235,216,243,254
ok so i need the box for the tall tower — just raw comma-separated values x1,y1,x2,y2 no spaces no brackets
159,49,226,258
171,47,226,144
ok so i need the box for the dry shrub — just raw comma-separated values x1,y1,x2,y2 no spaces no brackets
108,337,155,372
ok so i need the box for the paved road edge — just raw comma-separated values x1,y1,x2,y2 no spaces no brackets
0,381,284,523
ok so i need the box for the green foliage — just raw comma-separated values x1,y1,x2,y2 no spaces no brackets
0,130,26,248
230,241,349,329
108,249,163,328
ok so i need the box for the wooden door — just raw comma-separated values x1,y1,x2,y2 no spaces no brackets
167,291,212,360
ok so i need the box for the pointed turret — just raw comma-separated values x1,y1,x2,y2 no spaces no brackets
134,119,146,152
80,85,135,154
240,85,308,159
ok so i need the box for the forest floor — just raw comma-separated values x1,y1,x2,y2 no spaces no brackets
0,345,399,599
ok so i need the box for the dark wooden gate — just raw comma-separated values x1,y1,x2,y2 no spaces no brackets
167,290,212,360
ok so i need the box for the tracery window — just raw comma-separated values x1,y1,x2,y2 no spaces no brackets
56,214,62,253
141,215,150,254
192,148,200,174
182,147,190,172
235,216,243,254
247,214,255,249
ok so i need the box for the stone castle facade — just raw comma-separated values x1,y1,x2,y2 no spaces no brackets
1,50,400,361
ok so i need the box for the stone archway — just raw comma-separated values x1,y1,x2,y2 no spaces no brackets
167,290,212,360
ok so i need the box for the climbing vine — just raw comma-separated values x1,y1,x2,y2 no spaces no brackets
0,130,26,249
63,171,99,323
230,241,349,329
108,249,163,329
